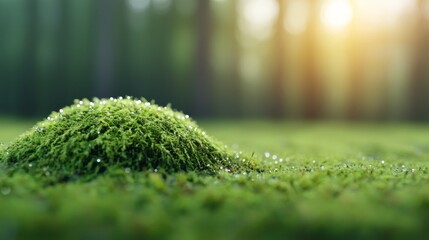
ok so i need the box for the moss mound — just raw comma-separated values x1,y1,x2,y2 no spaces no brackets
1,97,252,181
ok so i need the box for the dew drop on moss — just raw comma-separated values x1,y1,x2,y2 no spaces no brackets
1,187,11,196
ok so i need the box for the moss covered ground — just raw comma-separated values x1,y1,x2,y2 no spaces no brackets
0,116,428,239
2,98,252,183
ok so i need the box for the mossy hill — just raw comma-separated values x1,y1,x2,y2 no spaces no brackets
1,97,253,182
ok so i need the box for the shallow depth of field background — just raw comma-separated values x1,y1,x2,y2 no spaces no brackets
0,0,429,121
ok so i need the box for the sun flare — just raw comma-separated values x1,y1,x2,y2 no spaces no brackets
321,0,353,31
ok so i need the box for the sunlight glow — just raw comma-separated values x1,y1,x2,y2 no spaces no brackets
284,0,309,35
355,0,415,28
321,0,353,31
239,0,278,40
242,0,278,28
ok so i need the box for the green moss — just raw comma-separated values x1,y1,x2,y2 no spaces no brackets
1,97,253,181
0,121,429,238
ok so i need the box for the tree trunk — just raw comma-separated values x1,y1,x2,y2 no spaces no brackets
346,0,364,120
53,0,68,110
230,0,242,117
95,0,115,98
302,0,323,119
410,0,429,121
195,0,212,117
270,0,287,118
116,0,130,96
18,0,38,116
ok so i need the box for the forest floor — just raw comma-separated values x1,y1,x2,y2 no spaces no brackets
0,119,428,239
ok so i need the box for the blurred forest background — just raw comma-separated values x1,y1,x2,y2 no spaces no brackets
0,0,429,120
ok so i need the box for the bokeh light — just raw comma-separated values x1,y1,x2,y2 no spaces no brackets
127,0,150,12
239,0,279,40
321,0,353,31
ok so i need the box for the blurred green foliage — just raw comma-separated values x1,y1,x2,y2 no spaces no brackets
1,0,429,120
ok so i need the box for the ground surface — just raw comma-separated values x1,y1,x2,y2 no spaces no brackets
0,118,428,239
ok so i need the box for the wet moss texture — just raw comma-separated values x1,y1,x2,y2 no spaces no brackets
1,97,253,182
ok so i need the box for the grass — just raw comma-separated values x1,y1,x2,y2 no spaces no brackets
0,113,428,239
